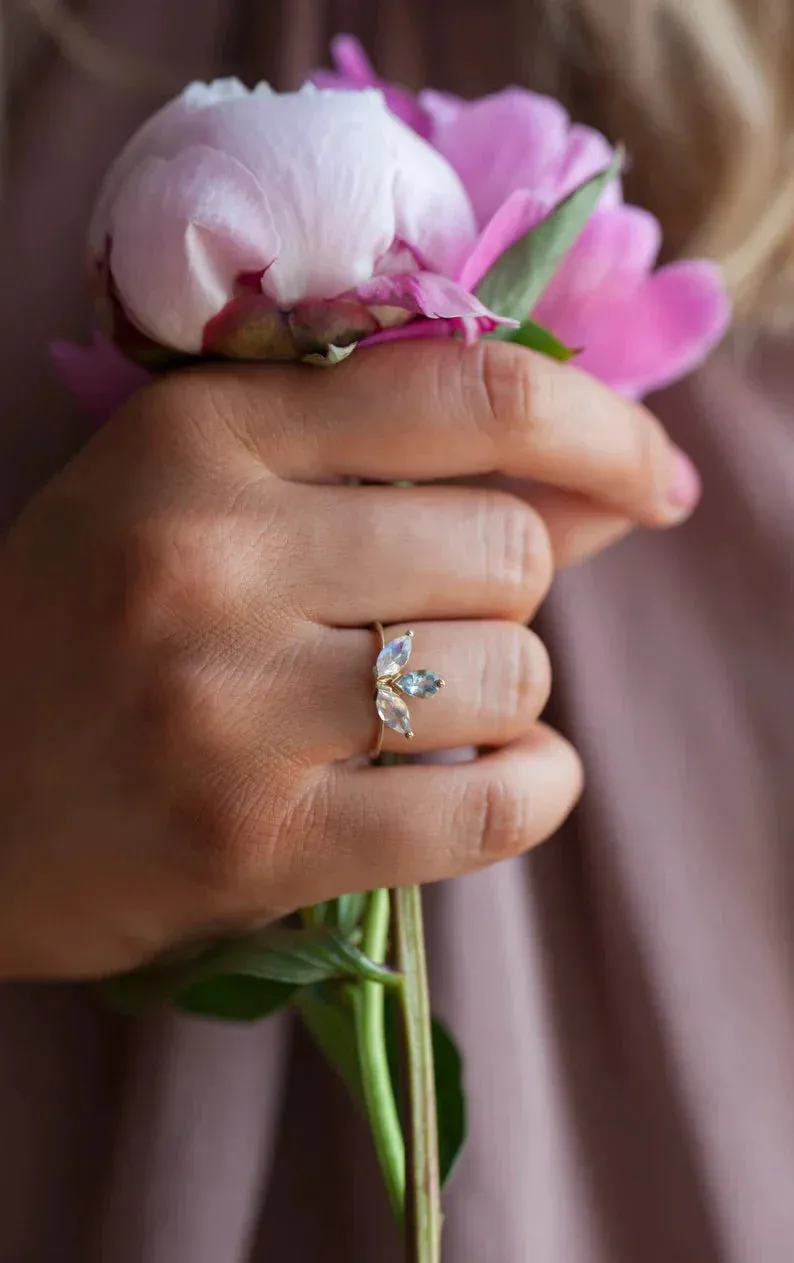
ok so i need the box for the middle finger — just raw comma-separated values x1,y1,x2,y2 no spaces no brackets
276,481,553,626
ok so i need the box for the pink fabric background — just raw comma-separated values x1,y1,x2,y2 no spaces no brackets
2,3,794,1260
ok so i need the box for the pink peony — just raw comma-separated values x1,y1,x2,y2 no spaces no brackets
318,37,731,398
88,80,511,361
59,36,729,410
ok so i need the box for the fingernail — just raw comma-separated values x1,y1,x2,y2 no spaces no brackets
668,448,702,518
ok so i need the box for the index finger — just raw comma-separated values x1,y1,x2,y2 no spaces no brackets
191,339,699,527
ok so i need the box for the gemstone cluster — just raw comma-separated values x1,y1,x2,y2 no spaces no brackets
373,631,445,739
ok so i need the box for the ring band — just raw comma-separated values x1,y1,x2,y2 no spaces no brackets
369,622,445,759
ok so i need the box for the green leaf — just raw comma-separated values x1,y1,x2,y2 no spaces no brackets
430,1017,467,1186
298,985,365,1109
507,318,577,362
102,942,218,1014
300,902,331,927
216,925,399,988
331,893,368,937
174,975,297,1021
300,895,366,935
476,148,624,331
104,923,397,1019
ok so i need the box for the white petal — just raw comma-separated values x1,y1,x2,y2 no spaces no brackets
95,84,477,314
110,146,279,352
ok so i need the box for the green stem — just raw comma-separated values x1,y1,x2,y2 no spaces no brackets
352,888,406,1219
393,884,442,1263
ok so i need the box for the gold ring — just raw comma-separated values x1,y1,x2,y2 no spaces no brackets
369,622,445,760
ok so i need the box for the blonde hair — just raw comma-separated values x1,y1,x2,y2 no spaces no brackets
6,0,794,328
522,0,794,330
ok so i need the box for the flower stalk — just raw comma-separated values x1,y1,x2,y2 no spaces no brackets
351,888,406,1219
392,883,442,1263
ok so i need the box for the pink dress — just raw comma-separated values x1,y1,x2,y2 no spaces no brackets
2,3,794,1259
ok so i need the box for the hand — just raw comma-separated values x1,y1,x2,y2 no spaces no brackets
0,340,698,979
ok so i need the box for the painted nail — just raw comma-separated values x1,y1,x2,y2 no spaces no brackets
668,448,702,517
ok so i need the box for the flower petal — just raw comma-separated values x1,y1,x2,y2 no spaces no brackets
50,333,151,422
458,189,551,292
534,209,730,396
326,33,375,83
97,83,476,340
534,206,662,314
109,145,280,352
557,125,623,207
581,262,731,397
245,88,474,303
313,34,432,137
418,88,466,130
362,320,456,348
352,271,509,322
89,79,271,256
430,89,570,225
430,88,622,228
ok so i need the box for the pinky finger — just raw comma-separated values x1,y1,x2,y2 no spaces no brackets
524,485,633,566
482,474,633,567
312,724,584,895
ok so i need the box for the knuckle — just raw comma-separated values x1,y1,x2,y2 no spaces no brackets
132,372,213,450
151,368,230,434
137,654,232,763
480,625,551,725
471,339,548,452
484,492,554,615
463,731,584,865
110,516,233,650
512,627,552,719
467,774,529,862
134,369,258,472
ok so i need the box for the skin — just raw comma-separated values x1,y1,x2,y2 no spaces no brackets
0,340,699,979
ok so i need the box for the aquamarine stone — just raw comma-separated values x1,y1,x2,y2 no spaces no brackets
375,634,412,680
397,671,443,698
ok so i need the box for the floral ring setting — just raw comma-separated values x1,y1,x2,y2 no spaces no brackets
369,623,445,760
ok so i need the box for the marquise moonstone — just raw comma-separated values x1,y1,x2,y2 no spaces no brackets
376,686,413,735
397,670,443,698
375,635,412,680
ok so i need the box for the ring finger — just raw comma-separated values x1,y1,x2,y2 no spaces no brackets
297,620,551,760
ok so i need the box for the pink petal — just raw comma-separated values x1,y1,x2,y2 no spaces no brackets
430,89,570,225
418,88,467,130
313,34,432,138
458,189,552,292
89,77,269,257
109,145,280,352
535,206,662,314
98,83,475,324
50,333,151,422
534,212,730,397
328,33,375,83
362,320,457,348
351,271,515,324
429,88,622,228
557,125,623,207
587,262,731,397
